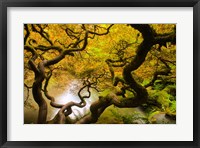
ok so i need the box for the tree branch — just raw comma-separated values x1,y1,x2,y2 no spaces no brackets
24,24,30,45
31,24,53,45
44,31,88,66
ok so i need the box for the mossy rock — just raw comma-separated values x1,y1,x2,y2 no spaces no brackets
96,105,124,124
148,90,171,109
148,111,176,124
97,105,148,124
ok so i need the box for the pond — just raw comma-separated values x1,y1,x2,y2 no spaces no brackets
49,80,99,121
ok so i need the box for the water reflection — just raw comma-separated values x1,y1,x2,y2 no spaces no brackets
50,80,98,121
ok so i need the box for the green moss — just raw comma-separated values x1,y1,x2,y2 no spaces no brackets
169,100,176,112
163,84,176,98
97,105,148,124
149,90,172,109
99,89,112,98
153,80,165,90
96,105,123,124
148,111,160,121
142,85,176,121
142,79,150,86
165,100,176,116
125,90,135,98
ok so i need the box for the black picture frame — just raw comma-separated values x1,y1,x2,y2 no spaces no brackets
0,0,199,148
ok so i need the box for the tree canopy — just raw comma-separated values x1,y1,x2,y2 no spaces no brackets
24,24,176,124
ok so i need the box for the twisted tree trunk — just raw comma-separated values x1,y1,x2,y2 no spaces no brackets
76,24,175,124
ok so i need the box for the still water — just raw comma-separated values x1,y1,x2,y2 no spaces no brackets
50,80,98,120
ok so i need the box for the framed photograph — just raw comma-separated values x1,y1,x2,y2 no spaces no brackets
1,0,199,148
